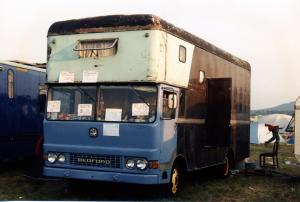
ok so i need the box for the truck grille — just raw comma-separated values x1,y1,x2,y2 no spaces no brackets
70,153,122,169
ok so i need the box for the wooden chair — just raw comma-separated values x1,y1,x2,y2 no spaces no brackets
259,142,279,168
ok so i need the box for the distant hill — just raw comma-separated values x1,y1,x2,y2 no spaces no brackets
251,101,295,116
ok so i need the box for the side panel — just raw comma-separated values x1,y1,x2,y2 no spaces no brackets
177,46,250,170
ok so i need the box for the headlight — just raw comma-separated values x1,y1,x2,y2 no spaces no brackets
136,159,148,170
57,154,66,163
47,153,57,163
125,159,135,169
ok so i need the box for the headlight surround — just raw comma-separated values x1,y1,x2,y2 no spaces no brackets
136,159,148,170
57,154,66,163
125,159,135,169
47,153,57,163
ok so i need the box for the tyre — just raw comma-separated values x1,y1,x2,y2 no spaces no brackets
164,163,184,195
222,156,230,177
216,156,230,178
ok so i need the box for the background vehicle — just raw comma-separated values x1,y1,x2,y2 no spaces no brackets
0,60,46,159
43,14,251,194
286,97,298,162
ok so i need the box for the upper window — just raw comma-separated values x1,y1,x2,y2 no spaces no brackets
179,45,186,63
74,38,118,58
7,69,14,99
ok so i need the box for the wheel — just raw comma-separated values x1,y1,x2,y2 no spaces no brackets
171,167,180,194
216,156,230,178
222,156,230,177
164,163,184,195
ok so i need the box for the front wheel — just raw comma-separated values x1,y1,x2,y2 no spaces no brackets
164,163,184,195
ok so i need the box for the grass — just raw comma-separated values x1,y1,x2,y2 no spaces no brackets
1,144,300,201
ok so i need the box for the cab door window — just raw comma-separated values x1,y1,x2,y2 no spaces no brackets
162,91,177,119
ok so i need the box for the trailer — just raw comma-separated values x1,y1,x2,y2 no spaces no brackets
43,14,251,194
0,60,46,159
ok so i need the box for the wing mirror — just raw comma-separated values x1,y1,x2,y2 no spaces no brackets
168,93,178,109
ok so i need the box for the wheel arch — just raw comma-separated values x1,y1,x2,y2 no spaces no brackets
173,154,188,172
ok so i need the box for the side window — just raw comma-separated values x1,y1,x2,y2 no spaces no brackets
179,45,186,63
7,69,14,99
162,91,177,119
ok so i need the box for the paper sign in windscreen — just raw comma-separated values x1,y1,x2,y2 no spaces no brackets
103,123,119,136
78,104,93,116
47,100,61,113
105,108,122,121
59,71,75,83
82,70,98,83
132,103,149,116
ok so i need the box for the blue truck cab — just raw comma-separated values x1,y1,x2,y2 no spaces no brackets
43,15,251,195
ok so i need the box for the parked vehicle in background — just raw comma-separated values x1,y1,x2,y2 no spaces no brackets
286,98,298,162
0,60,46,159
43,14,251,195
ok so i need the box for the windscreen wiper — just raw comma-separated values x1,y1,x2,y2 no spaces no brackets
76,85,96,102
129,85,149,107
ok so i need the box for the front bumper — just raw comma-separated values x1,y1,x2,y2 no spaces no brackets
43,166,160,184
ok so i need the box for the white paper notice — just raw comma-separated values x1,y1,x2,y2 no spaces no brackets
103,123,119,136
132,103,149,116
47,100,61,113
59,71,75,83
82,70,98,83
78,104,93,116
105,108,122,121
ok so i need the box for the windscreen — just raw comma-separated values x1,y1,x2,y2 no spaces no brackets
47,85,157,123
47,86,96,121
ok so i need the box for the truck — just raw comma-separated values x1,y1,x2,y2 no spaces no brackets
0,60,46,159
43,14,251,194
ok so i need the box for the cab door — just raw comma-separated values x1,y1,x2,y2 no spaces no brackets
159,86,179,164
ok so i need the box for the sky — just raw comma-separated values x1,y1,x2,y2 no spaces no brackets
0,0,299,109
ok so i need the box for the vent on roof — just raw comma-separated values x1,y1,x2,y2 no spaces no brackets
74,38,118,58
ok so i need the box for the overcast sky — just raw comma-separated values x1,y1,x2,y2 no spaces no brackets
1,0,299,109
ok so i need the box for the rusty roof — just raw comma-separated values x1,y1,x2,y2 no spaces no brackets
48,14,250,70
